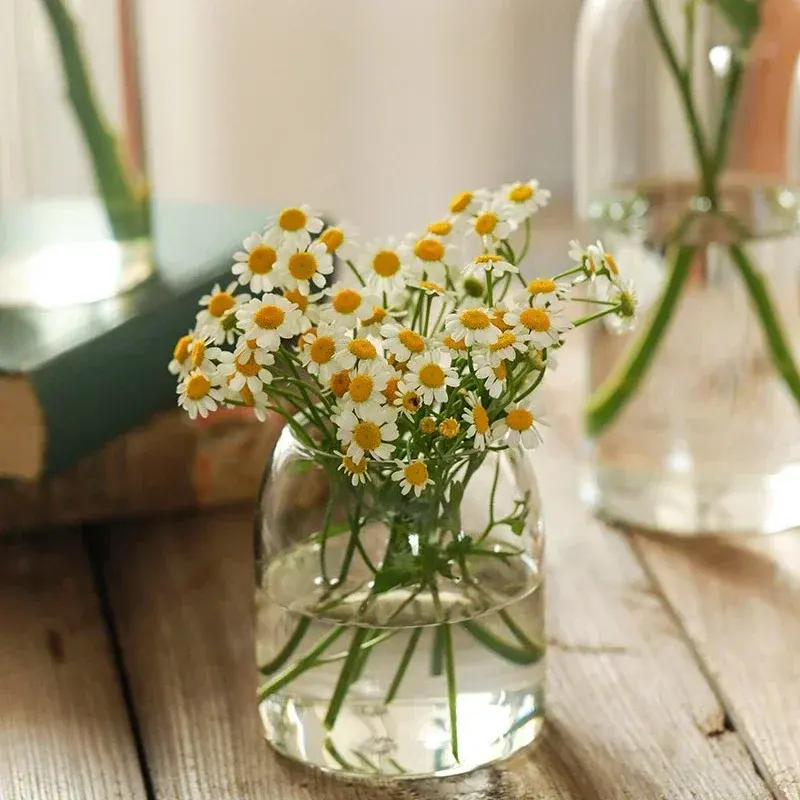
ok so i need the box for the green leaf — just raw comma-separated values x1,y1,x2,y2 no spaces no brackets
715,0,761,45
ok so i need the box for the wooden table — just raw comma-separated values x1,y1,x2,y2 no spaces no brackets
2,362,799,800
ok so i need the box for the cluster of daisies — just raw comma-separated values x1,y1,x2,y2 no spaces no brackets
170,181,635,498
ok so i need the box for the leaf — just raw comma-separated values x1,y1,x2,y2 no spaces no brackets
714,0,761,45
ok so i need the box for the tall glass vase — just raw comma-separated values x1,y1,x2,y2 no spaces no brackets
0,0,152,308
575,0,800,534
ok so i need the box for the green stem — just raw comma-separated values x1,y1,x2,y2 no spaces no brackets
713,58,745,180
441,624,459,763
460,620,544,665
431,625,445,677
258,617,311,676
345,260,367,287
586,245,695,436
517,219,532,264
384,627,423,704
323,627,370,730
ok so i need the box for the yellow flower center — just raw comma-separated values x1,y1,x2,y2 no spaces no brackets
329,370,351,397
343,455,367,475
489,332,516,352
240,385,255,406
398,329,425,353
604,252,619,275
348,375,374,403
472,403,489,434
450,190,473,214
208,292,235,317
527,278,557,296
332,288,362,315
508,184,533,203
420,416,437,434
474,211,498,236
507,408,534,432
254,304,286,330
519,307,551,333
439,418,459,438
427,220,453,236
320,227,344,253
443,334,467,351
288,252,318,281
474,253,503,264
414,238,445,262
404,461,429,486
402,391,421,412
297,327,317,351
173,335,193,363
383,376,400,402
246,338,259,350
493,363,507,380
372,250,401,278
278,207,307,232
491,308,511,332
419,363,446,388
418,281,444,293
361,306,387,327
309,336,335,364
236,358,261,377
348,339,377,360
353,421,382,452
186,374,210,400
284,288,308,312
248,245,277,275
459,309,491,330
190,340,206,367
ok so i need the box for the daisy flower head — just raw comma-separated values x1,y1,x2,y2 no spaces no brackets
441,332,469,355
229,384,271,422
265,204,324,251
358,305,389,336
525,276,571,305
444,307,501,346
505,296,573,349
282,287,321,333
337,335,383,371
336,406,399,462
466,198,516,249
493,400,547,450
317,221,358,261
474,356,508,399
529,346,559,373
568,239,604,278
402,350,458,406
463,251,517,281
216,348,275,394
298,323,345,382
278,241,334,295
231,232,279,294
233,335,274,367
606,277,639,333
337,452,370,486
426,218,456,240
169,333,196,376
322,282,380,329
401,233,457,280
462,393,493,450
448,188,491,224
397,389,423,418
381,322,429,363
409,279,451,298
361,238,408,294
499,179,551,222
340,358,394,417
177,369,224,420
236,294,304,352
196,282,249,344
328,369,351,398
484,329,527,367
391,459,434,497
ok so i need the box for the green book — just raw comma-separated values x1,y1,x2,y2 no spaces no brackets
0,202,275,480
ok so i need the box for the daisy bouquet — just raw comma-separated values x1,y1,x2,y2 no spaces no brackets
170,181,634,766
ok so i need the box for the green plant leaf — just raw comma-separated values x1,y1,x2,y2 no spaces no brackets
714,0,761,44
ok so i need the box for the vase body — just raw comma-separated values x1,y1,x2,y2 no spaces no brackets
0,0,152,308
255,421,545,779
576,0,800,534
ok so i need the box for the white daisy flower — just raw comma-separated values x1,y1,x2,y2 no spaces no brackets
221,382,271,422
492,400,548,450
216,348,275,393
361,237,408,295
489,302,514,333
317,221,358,261
196,282,249,345
401,234,458,280
441,333,469,356
483,330,528,367
525,276,572,305
425,219,456,240
282,287,321,332
568,238,604,277
505,296,573,349
462,393,493,450
401,350,459,406
236,295,303,352
391,459,434,497
474,355,508,399
335,406,399,462
177,369,224,420
336,335,383,371
603,277,639,334
231,232,279,294
444,307,501,346
232,335,274,367
340,359,393,416
381,322,429,363
409,279,453,298
448,188,491,225
530,346,559,373
323,282,381,329
466,198,516,249
297,324,346,382
462,252,518,281
499,179,551,222
337,452,370,486
358,305,390,337
278,241,334,295
265,205,324,251
168,333,196,377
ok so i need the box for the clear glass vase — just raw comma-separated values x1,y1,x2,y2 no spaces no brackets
255,418,545,779
576,0,800,534
0,0,152,308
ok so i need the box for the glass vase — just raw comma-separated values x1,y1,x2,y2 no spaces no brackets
255,418,545,779
0,0,152,308
575,0,800,534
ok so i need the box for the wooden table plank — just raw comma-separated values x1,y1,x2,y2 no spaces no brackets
633,530,800,800
99,414,774,799
0,530,148,800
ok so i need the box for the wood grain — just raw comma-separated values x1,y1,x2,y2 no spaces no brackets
0,530,147,800
633,530,800,800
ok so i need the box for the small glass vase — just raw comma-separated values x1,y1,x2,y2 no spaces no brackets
255,418,546,779
0,0,152,308
576,0,800,534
